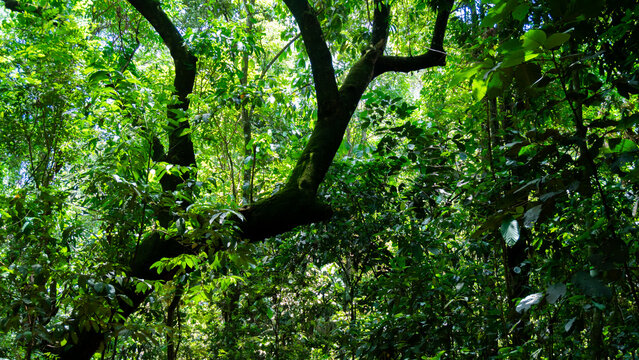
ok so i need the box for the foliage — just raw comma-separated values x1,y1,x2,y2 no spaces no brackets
0,0,638,359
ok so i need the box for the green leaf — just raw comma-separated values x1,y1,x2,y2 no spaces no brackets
546,283,566,304
499,39,522,51
572,271,612,298
592,301,606,311
544,32,571,50
523,205,542,228
451,64,483,87
512,3,529,21
175,127,192,137
88,70,110,83
472,77,488,100
500,218,520,246
481,0,516,28
501,49,525,68
486,72,505,99
518,144,536,156
185,255,195,268
135,281,151,293
607,138,638,153
524,50,540,61
522,29,546,50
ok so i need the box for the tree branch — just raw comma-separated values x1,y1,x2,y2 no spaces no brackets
126,0,197,191
373,0,453,78
239,1,455,243
239,187,333,241
260,33,301,79
282,0,339,111
370,0,390,48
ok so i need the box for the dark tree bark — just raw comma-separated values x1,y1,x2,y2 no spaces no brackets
166,285,184,360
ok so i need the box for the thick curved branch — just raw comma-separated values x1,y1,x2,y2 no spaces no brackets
126,0,197,101
373,0,453,78
371,0,390,48
339,40,386,114
126,0,197,190
282,0,339,110
239,187,333,241
373,50,446,76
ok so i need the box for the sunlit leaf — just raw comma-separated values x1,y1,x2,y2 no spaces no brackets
472,77,488,100
516,292,543,313
522,29,546,50
544,32,571,49
451,64,483,87
500,218,520,246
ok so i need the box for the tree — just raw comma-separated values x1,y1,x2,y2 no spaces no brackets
1,0,454,358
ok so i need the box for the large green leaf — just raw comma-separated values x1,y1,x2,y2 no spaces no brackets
546,283,566,304
512,3,530,21
572,271,612,298
544,32,571,50
522,29,546,50
523,205,542,228
501,49,525,68
450,63,483,87
481,0,517,28
500,218,520,246
472,76,488,100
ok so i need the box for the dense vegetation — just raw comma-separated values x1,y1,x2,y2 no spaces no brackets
0,0,638,358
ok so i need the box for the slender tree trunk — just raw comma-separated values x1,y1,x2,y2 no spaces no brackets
241,0,255,205
590,308,606,359
166,285,183,360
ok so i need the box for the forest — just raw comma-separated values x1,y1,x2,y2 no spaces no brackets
0,0,638,358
